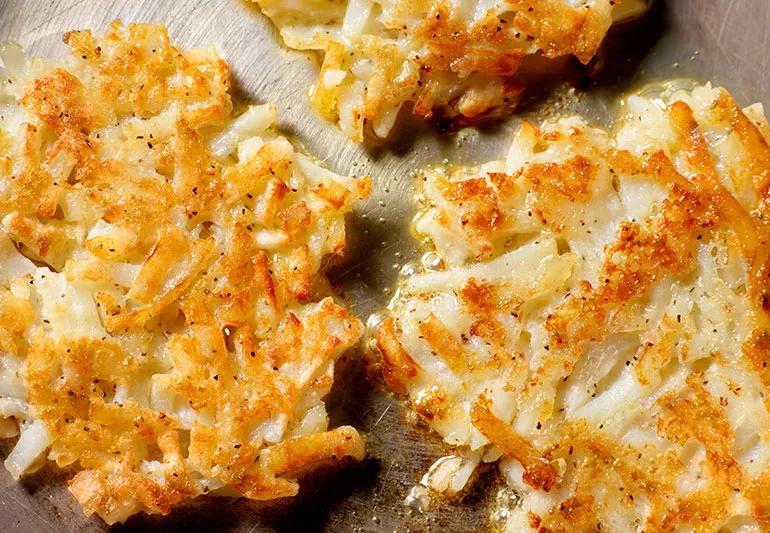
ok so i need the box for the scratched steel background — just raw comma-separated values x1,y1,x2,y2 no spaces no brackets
0,0,769,531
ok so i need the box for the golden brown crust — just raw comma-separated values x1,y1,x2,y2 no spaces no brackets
419,314,472,374
471,397,558,492
376,317,419,394
546,176,717,350
657,374,742,489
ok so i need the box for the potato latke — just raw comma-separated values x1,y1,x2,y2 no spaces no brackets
378,83,770,531
0,21,369,523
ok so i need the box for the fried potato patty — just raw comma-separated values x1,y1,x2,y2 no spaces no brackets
378,83,770,531
254,0,649,141
0,21,369,523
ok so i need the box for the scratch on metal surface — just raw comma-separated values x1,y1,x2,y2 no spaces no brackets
7,491,56,529
382,458,396,484
373,404,392,429
25,0,89,39
715,0,737,47
381,416,399,434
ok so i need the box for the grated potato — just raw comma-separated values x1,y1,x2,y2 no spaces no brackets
378,83,770,531
0,21,370,524
253,0,650,142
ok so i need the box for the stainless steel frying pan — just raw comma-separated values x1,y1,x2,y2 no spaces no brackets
0,0,768,531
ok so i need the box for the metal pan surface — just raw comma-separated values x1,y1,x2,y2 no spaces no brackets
0,0,769,531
